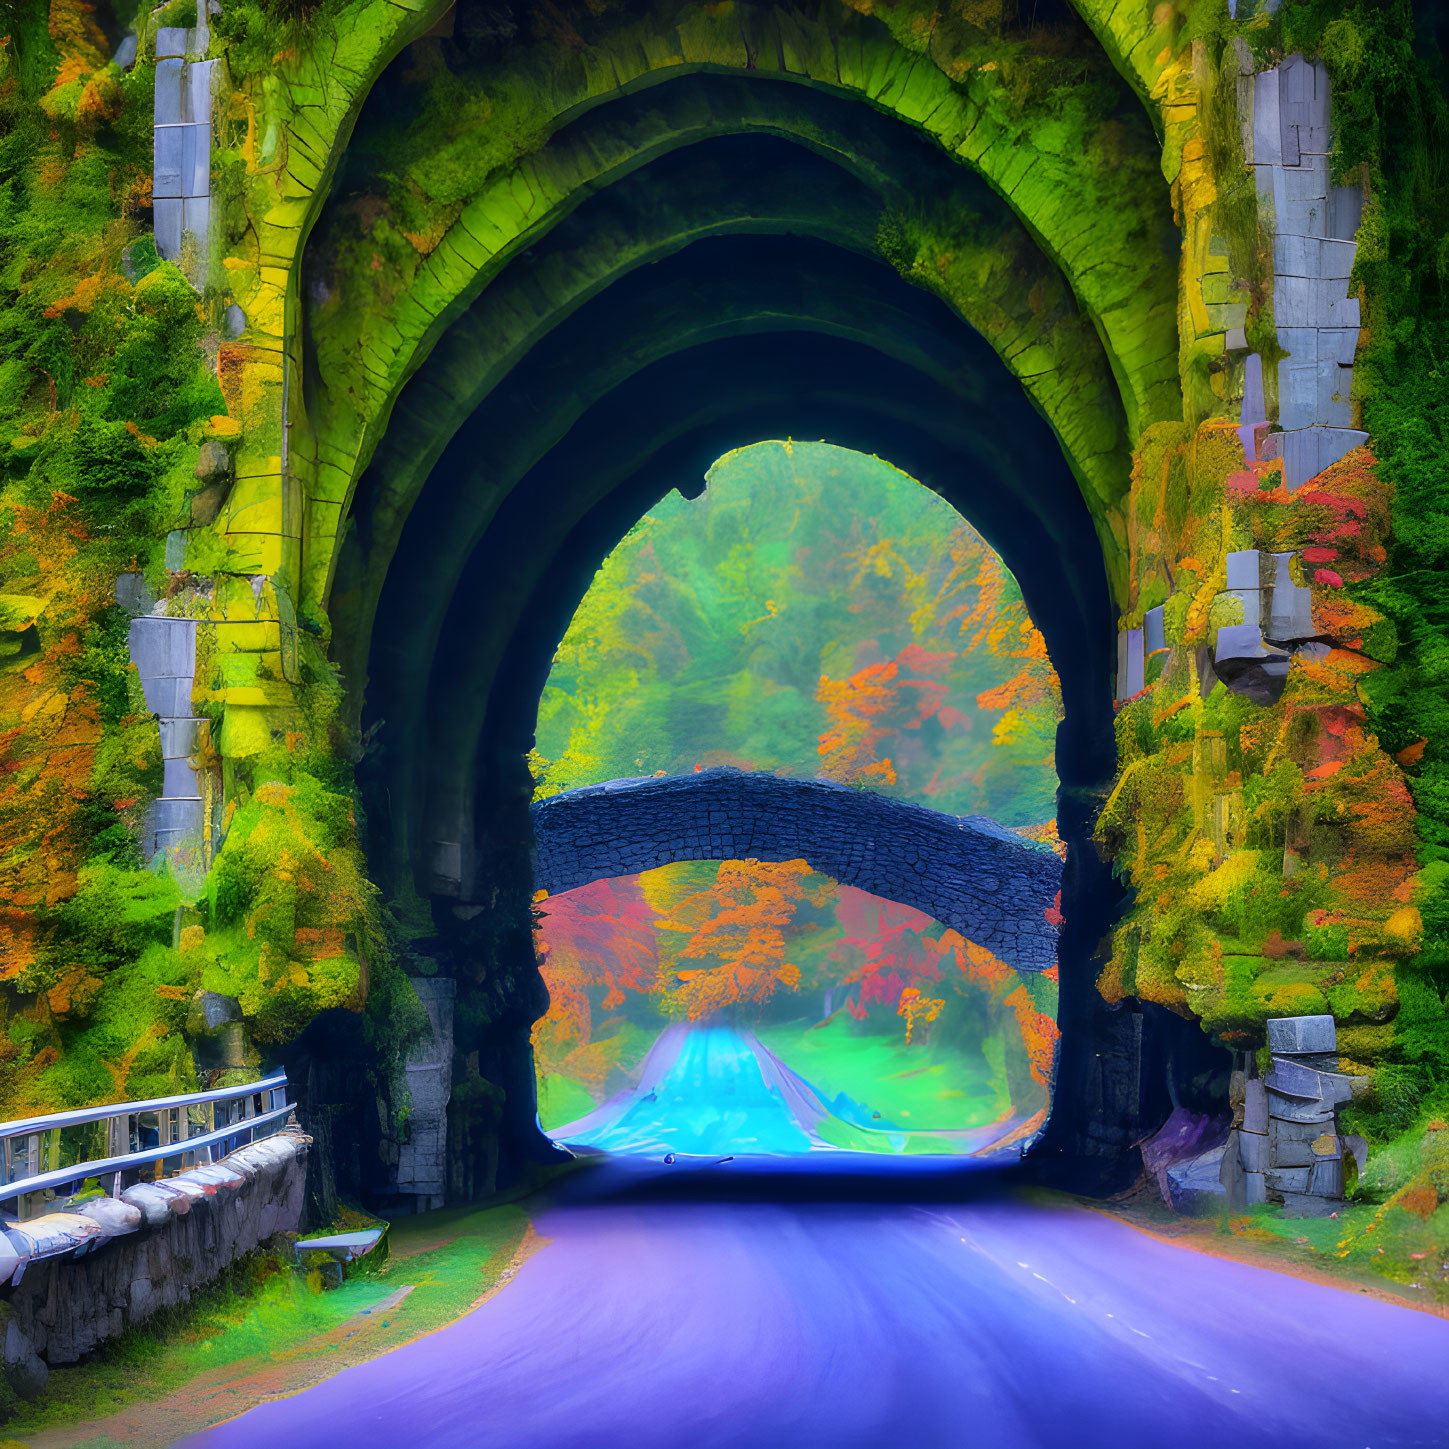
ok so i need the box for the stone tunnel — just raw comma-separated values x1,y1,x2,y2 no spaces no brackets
531,770,1063,975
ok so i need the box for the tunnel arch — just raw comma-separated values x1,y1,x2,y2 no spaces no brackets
318,87,1136,687
277,0,1200,1190
294,6,1181,612
352,242,1116,905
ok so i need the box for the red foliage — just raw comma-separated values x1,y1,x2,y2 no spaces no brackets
831,888,940,1013
534,877,659,1049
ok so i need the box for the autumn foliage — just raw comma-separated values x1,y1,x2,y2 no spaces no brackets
536,441,1061,827
655,859,833,1019
532,860,1060,1108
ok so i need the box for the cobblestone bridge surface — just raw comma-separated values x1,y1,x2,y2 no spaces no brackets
531,769,1061,973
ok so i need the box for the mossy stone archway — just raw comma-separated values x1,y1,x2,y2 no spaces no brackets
278,0,1181,614
212,0,1226,1196
321,76,1137,706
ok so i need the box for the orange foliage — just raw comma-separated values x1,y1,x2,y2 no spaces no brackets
817,643,957,785
929,931,1015,994
1003,983,1060,1086
896,986,944,1044
659,858,831,1019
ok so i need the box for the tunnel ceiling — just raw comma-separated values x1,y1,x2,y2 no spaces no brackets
299,1,1182,602
293,0,1183,909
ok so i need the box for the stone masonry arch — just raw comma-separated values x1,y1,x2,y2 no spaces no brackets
532,770,1064,976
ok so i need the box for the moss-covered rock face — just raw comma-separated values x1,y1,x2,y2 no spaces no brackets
1098,429,1412,1046
2,0,1445,1234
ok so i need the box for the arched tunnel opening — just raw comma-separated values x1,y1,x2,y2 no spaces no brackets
526,440,1066,1161
286,39,1229,1212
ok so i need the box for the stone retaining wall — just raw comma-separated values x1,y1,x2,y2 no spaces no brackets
0,1130,309,1398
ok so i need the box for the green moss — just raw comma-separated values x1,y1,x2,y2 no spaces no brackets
154,0,199,29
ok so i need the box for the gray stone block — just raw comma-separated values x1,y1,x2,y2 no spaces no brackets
1269,1056,1354,1104
1283,426,1369,491
153,197,183,260
1238,1128,1267,1172
1266,1165,1312,1194
1328,184,1363,240
1244,1078,1268,1133
1215,622,1267,662
182,60,214,125
114,572,158,616
1272,155,1330,237
149,797,203,836
153,124,184,200
187,991,242,1032
1268,1015,1337,1054
1252,69,1282,165
1279,360,1318,430
1265,553,1314,642
1121,627,1144,697
154,58,184,124
1245,1170,1267,1205
179,123,210,199
1278,326,1319,362
1225,549,1261,591
1318,358,1353,429
114,33,138,69
159,716,203,758
161,756,201,799
1271,1139,1319,1168
1284,1051,1341,1072
1291,234,1347,278
1270,1115,1336,1143
1266,1090,1337,1125
1274,275,1360,330
129,615,194,679
155,26,189,57
1143,605,1166,656
1220,1132,1247,1209
140,675,194,717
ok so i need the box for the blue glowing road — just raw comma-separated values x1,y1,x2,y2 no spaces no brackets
549,1023,816,1156
549,1022,1022,1157
185,1046,1449,1449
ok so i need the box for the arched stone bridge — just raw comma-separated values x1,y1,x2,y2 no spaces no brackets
531,769,1062,974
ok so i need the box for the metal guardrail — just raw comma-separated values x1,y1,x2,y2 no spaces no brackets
0,1075,292,1219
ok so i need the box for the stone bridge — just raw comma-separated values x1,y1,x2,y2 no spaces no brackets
531,769,1062,974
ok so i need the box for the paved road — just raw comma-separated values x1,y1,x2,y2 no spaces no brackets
186,1034,1449,1449
189,1167,1449,1449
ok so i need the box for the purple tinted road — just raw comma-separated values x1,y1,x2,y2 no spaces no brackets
189,1174,1449,1449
